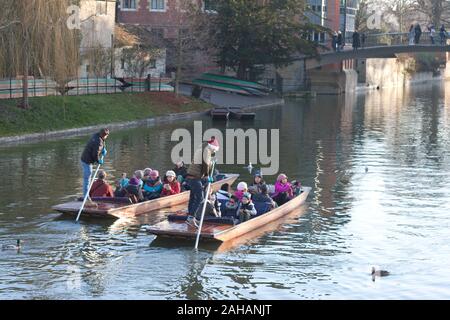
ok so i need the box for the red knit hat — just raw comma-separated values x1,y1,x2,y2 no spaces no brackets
208,136,220,150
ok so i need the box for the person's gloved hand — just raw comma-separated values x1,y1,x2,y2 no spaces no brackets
208,176,214,183
98,159,104,165
102,148,107,156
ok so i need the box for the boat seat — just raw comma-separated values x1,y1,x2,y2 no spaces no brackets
168,214,237,225
253,201,272,216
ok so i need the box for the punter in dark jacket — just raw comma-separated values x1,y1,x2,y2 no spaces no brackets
81,128,109,197
185,136,219,216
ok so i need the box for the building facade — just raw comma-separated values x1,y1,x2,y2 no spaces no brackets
117,0,217,77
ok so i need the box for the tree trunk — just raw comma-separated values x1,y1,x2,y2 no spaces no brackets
175,32,182,97
237,61,248,80
20,46,30,109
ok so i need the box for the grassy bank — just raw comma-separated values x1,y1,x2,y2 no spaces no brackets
0,92,212,137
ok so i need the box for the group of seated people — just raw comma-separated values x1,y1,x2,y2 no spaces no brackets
193,173,302,224
89,160,189,203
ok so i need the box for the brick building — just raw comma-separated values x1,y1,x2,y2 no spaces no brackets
117,0,218,77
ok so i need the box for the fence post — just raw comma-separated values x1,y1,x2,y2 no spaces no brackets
159,77,161,91
33,77,36,97
10,77,12,99
97,77,99,95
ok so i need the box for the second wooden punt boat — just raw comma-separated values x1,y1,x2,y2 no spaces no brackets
210,108,230,120
227,107,256,120
146,186,311,243
52,174,239,220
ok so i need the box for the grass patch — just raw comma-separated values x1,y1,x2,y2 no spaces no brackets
0,92,212,137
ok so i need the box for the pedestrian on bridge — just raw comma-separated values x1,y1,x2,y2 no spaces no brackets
331,31,338,51
414,23,422,44
352,31,361,50
429,25,436,45
337,31,343,51
361,33,366,48
409,25,415,45
440,25,447,45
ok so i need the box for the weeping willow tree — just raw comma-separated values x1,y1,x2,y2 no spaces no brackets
0,0,80,108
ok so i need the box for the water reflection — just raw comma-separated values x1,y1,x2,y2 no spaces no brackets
2,82,450,299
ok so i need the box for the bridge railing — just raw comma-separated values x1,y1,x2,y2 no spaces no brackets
341,31,448,49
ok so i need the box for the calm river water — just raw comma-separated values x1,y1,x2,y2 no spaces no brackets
1,82,450,299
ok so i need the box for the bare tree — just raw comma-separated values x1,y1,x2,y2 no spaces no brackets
412,0,450,26
382,0,416,33
121,46,163,78
0,0,80,108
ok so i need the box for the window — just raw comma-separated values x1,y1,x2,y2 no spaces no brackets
122,0,137,10
150,0,165,11
312,5,316,11
149,59,156,69
317,5,321,12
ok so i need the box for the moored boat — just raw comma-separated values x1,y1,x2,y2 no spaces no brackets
52,174,239,220
146,186,311,243
210,108,230,120
199,73,271,93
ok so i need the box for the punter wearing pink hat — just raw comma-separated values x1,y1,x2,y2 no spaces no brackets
185,136,220,216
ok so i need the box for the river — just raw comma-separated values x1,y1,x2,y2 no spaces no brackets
1,82,450,299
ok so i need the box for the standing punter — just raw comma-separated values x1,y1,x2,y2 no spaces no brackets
185,136,219,216
81,128,109,197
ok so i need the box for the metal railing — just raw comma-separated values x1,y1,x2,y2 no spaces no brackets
332,31,449,51
0,76,174,100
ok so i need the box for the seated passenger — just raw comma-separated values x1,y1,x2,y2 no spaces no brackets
134,170,144,188
252,184,277,209
124,177,144,203
173,160,187,183
223,195,239,217
291,180,302,196
195,191,221,220
160,170,181,197
143,170,163,200
238,193,257,223
89,170,114,198
217,183,232,201
272,173,293,206
234,182,248,201
142,168,153,183
248,173,266,194
119,173,129,188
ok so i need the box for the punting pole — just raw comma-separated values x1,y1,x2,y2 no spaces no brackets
76,156,104,222
194,160,216,250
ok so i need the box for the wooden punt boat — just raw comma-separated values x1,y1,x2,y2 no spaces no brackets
227,107,256,120
199,73,271,93
52,174,239,220
192,79,253,96
146,186,311,243
210,108,230,120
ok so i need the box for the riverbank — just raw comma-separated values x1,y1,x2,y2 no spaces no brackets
0,92,213,143
0,90,284,145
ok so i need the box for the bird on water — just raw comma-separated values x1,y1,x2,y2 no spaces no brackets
371,267,390,281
